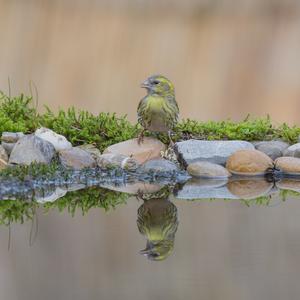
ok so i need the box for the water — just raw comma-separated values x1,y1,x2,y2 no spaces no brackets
1,178,300,300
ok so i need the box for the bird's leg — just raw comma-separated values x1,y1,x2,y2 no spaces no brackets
168,131,175,147
138,129,146,145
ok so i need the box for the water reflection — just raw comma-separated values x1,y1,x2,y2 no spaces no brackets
137,197,178,261
1,176,300,262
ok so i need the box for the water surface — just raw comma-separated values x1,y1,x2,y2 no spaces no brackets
1,179,300,300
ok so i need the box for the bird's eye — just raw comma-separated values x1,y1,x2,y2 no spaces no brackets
153,80,160,85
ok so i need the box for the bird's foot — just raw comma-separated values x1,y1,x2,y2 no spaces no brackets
137,130,145,145
168,131,175,148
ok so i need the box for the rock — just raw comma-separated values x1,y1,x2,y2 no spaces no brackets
174,178,237,200
59,147,97,170
35,127,72,151
9,135,56,165
0,145,8,162
187,161,231,179
1,142,15,155
141,159,179,174
77,144,101,160
283,143,300,158
226,149,273,175
254,141,289,160
104,137,166,164
174,140,254,167
35,187,67,203
100,181,164,195
0,158,8,170
1,132,24,143
227,179,274,199
275,157,300,175
97,153,139,171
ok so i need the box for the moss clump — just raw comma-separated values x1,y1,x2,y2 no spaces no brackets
1,91,300,150
0,91,138,152
0,161,65,181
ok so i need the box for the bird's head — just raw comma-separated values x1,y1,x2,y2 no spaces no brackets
139,240,174,261
141,75,175,96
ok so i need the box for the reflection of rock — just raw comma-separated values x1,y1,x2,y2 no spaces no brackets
187,161,231,179
34,186,67,203
9,135,56,165
275,157,300,175
35,127,72,151
104,137,166,164
97,153,139,171
226,149,273,175
61,183,86,192
276,179,300,192
174,140,254,167
174,178,237,199
141,159,178,173
227,179,274,199
100,181,163,195
137,198,178,261
255,141,289,160
59,147,97,170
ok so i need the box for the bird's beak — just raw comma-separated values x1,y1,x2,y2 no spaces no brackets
140,79,150,89
139,248,151,256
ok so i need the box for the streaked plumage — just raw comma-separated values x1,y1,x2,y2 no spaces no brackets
137,75,179,143
137,198,178,261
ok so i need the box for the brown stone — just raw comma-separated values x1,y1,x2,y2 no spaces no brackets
104,137,166,164
0,145,8,162
187,161,231,178
275,157,300,175
59,148,97,170
226,149,273,175
77,144,102,160
97,153,139,171
227,179,273,199
0,158,8,170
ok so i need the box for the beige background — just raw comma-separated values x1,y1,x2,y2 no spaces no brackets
0,0,300,124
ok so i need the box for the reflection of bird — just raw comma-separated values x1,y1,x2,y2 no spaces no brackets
137,198,178,261
137,75,179,144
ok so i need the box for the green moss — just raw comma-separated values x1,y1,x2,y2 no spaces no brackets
1,91,300,149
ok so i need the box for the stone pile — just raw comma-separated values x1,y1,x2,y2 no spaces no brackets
1,128,300,180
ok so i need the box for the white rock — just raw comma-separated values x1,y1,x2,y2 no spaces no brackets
35,127,72,151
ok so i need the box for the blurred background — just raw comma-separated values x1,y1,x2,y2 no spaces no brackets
0,0,300,124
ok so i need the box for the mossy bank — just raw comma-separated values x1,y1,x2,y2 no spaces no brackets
1,91,300,149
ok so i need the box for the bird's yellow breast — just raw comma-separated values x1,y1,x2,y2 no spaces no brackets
146,97,165,112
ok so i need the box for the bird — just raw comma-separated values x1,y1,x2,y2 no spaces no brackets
137,197,178,261
137,75,179,144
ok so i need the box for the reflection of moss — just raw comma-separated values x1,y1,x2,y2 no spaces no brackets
241,196,272,207
43,187,129,216
0,201,38,225
0,187,130,225
279,189,300,201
